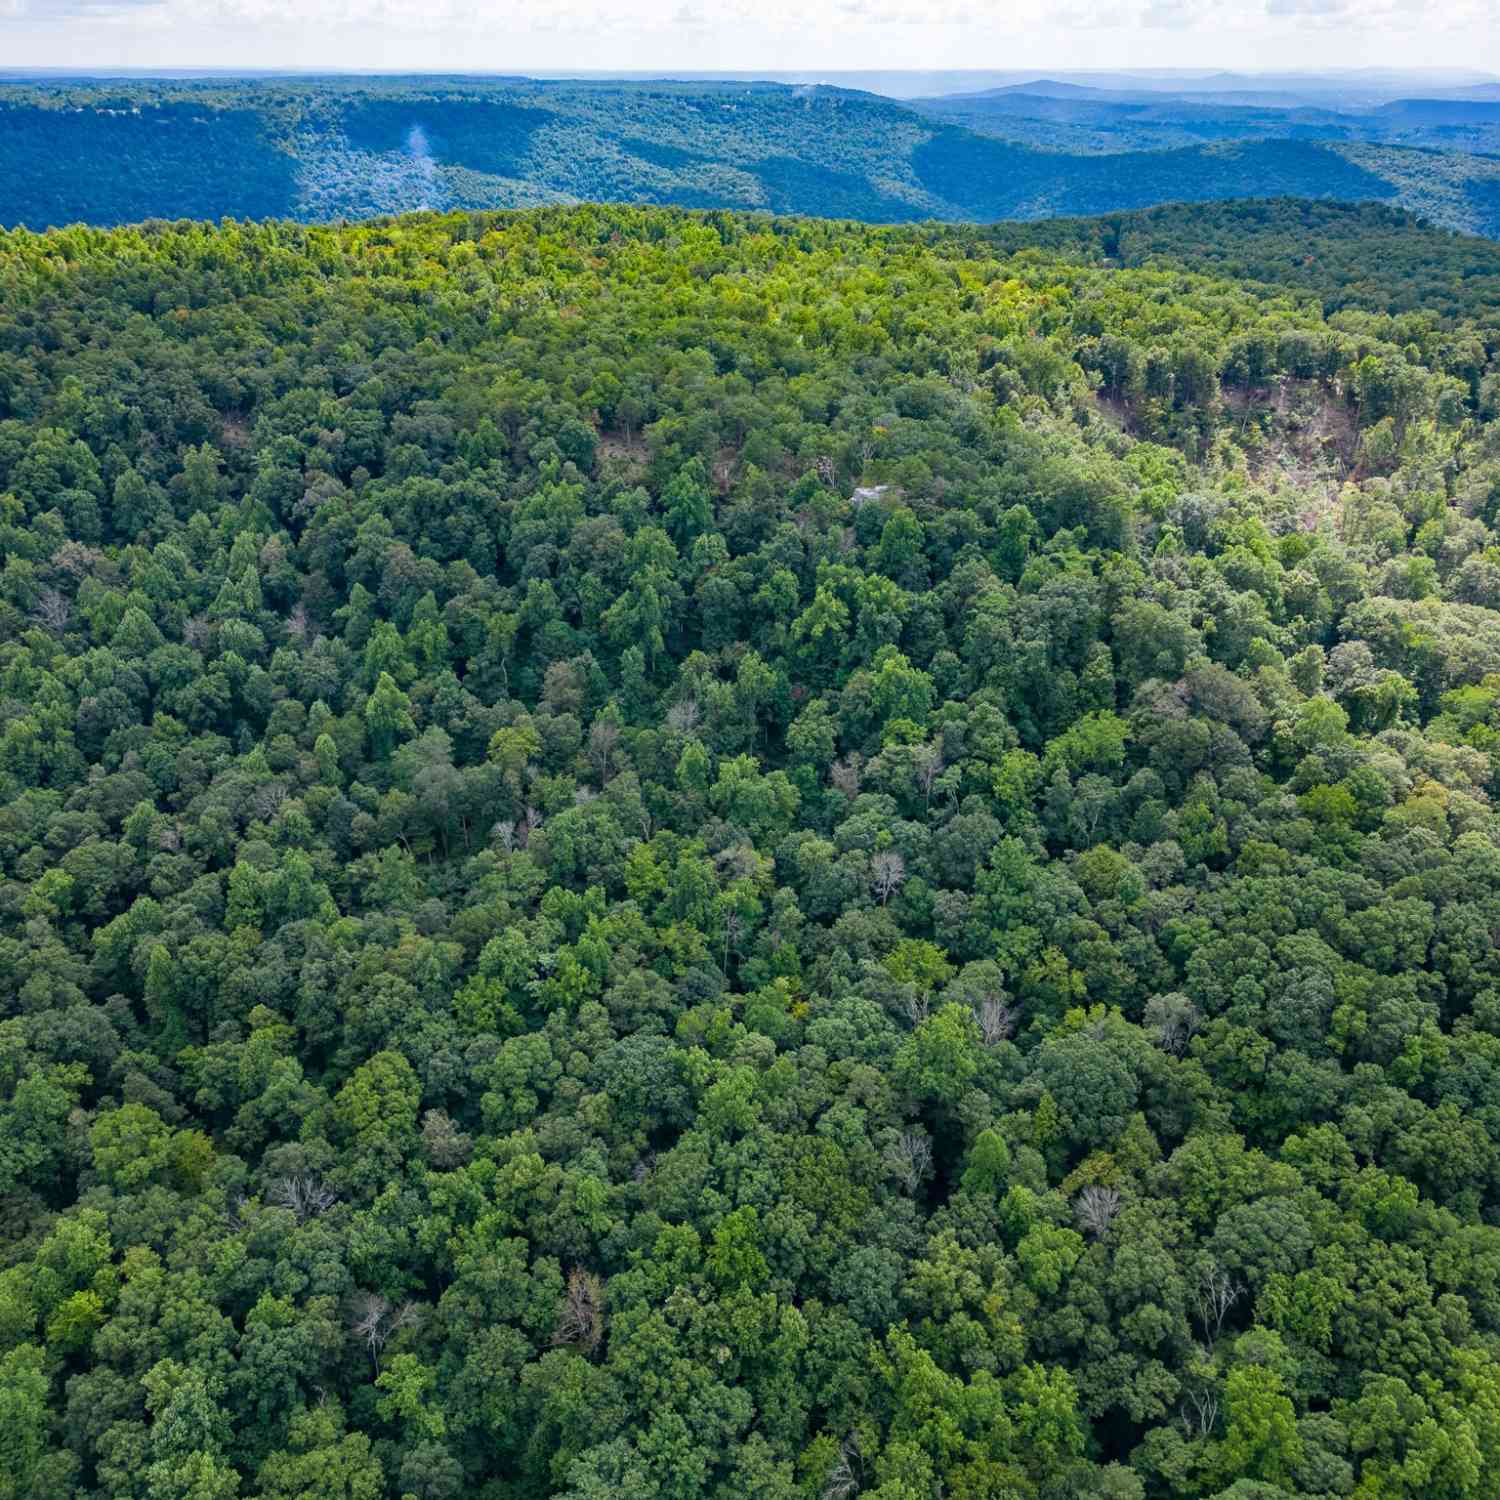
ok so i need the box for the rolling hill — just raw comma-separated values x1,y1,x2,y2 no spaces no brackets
4,77,1500,236
976,197,1500,323
912,84,1500,159
6,190,1500,1500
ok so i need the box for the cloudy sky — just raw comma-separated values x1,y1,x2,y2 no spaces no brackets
2,0,1497,74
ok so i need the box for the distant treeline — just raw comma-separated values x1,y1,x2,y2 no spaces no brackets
3,79,1500,234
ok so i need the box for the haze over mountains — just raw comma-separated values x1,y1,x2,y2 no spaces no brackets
4,71,1500,236
5,66,1494,102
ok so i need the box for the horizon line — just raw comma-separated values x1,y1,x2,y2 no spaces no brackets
2,65,1497,78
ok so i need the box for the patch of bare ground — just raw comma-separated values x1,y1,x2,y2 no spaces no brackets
712,445,739,493
1098,379,1357,532
1226,379,1358,530
1093,391,1132,433
1225,378,1358,468
597,429,648,472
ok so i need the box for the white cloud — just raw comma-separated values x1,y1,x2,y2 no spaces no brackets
1262,0,1488,23
1,0,1497,70
5,0,163,13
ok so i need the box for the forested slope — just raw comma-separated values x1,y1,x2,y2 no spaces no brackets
5,78,1500,235
980,199,1500,322
5,205,1500,1498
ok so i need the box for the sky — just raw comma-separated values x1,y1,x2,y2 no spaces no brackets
1,0,1498,76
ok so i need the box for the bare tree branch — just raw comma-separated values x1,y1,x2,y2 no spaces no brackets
1192,1262,1243,1345
822,1437,863,1500
1073,1185,1122,1240
665,699,701,734
30,587,71,635
830,754,863,800
914,742,944,806
973,993,1014,1046
884,1132,933,1194
589,717,620,785
1179,1383,1220,1439
872,849,906,906
552,1268,606,1356
349,1292,391,1366
268,1175,337,1223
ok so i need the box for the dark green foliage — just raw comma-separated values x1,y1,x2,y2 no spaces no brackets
4,201,1500,1498
980,198,1500,323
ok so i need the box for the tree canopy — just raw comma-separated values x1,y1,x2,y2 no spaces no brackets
2,201,1500,1497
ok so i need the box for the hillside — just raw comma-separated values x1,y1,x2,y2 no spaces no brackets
5,76,1500,234
978,198,1500,322
5,200,1500,1499
912,85,1500,160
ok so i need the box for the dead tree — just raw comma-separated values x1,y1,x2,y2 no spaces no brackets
666,699,701,734
914,742,944,806
285,602,311,643
588,717,620,785
871,849,906,906
251,782,288,823
519,806,543,847
349,1293,421,1369
552,1268,606,1356
349,1293,390,1366
829,754,863,800
1192,1261,1243,1345
30,588,70,634
268,1175,337,1223
1073,1185,1122,1240
822,1437,863,1500
722,907,744,972
885,1132,933,1194
1179,1382,1220,1440
972,993,1014,1046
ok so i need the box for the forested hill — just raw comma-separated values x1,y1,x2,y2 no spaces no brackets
980,199,1500,323
7,202,1500,1497
4,76,1500,234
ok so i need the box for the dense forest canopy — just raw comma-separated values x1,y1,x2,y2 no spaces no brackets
978,200,1500,325
6,200,1500,1498
5,77,1500,235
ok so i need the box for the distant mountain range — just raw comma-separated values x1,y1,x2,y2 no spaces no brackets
3,75,1500,236
3,66,1495,99
910,81,1500,159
